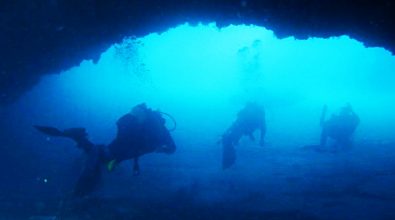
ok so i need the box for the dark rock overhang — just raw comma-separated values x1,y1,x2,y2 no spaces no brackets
1,0,394,105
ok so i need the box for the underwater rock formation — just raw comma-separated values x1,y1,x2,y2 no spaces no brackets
1,0,394,104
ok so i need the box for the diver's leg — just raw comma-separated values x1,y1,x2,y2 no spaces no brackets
248,133,256,142
222,128,243,169
222,139,236,169
133,157,140,176
73,147,102,197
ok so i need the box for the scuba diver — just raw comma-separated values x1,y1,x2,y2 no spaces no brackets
34,103,176,197
320,104,360,148
221,102,266,169
106,103,176,175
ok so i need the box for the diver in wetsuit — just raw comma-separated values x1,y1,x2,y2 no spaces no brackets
107,103,176,175
221,102,266,169
320,104,360,148
34,103,176,197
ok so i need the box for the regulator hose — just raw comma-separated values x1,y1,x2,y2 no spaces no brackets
159,111,177,131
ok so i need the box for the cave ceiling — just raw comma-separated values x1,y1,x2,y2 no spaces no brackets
1,0,394,104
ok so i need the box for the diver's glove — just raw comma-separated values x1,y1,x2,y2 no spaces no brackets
107,160,117,172
133,158,140,176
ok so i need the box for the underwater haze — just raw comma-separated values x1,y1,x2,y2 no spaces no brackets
1,23,395,219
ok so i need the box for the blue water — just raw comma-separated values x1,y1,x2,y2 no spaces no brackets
1,23,395,219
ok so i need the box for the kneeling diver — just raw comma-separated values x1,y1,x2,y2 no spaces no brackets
320,104,360,148
221,102,266,169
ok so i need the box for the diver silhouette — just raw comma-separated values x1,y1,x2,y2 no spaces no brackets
34,103,176,197
320,104,360,148
221,102,266,169
106,103,176,174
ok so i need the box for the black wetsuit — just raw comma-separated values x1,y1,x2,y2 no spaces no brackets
56,128,106,197
321,109,360,147
34,105,176,197
108,108,176,162
222,103,266,169
73,144,105,197
74,108,175,195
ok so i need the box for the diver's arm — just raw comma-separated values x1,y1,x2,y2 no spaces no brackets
259,119,266,146
320,105,328,127
348,105,360,125
352,113,360,127
350,107,360,122
320,128,328,147
158,129,177,154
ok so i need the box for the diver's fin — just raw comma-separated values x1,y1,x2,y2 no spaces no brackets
34,125,64,137
35,126,89,146
73,150,102,197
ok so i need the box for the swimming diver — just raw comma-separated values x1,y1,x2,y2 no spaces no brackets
106,103,176,175
320,104,360,148
221,102,266,169
34,103,176,197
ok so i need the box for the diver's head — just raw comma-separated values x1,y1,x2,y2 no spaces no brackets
245,101,256,107
131,103,148,123
245,101,264,109
340,104,352,115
